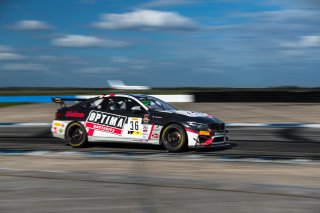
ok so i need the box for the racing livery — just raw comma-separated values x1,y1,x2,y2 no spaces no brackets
51,94,228,152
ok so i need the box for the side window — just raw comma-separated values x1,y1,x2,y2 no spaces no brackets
107,97,142,111
79,98,105,109
142,99,162,111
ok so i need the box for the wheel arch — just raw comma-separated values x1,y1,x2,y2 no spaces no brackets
159,122,188,145
64,121,85,139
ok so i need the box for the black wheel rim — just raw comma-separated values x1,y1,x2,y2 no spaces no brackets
69,126,84,144
164,128,182,148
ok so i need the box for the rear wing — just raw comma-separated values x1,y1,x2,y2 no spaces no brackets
52,97,87,108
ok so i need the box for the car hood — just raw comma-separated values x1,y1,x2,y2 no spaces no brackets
160,110,222,123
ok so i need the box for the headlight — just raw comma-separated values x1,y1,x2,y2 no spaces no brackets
186,121,208,129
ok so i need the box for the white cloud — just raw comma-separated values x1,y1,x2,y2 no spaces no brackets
93,9,198,31
11,20,51,30
281,35,320,48
0,52,24,61
0,45,24,61
0,45,14,52
52,34,128,48
297,36,320,47
3,63,47,71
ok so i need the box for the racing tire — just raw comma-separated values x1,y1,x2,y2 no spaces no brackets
66,122,88,148
161,124,188,152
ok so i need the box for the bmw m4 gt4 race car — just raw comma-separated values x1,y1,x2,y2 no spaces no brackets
51,94,228,152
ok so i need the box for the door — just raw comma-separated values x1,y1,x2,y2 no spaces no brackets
85,96,149,142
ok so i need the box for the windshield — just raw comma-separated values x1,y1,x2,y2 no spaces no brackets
137,97,176,111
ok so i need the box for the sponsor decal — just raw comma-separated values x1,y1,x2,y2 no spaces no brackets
149,125,162,140
85,111,127,135
65,111,85,118
131,117,139,121
173,110,209,118
142,115,150,138
143,114,150,123
152,133,159,138
128,130,142,135
53,122,65,130
142,125,148,139
152,116,162,119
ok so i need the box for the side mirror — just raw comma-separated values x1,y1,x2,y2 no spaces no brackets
131,106,144,114
133,109,144,114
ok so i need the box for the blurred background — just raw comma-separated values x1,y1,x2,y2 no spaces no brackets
0,0,320,88
0,1,320,213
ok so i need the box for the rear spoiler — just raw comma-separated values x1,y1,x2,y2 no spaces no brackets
52,97,87,108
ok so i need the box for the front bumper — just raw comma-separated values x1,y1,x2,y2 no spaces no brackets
195,131,228,147
186,128,228,147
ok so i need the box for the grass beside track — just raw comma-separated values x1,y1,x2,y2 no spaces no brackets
0,103,33,108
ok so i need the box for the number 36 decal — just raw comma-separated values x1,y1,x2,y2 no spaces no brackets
127,118,143,136
130,121,139,130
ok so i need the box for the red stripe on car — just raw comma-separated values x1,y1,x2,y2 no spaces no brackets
87,129,95,136
148,124,155,140
204,137,213,146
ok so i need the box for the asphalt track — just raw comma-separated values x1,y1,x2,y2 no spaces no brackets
0,126,319,159
1,126,320,213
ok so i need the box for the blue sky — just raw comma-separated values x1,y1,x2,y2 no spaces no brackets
0,0,320,87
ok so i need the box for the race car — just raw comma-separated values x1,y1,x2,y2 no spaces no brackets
51,94,228,152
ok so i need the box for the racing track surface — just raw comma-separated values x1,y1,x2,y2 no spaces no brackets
1,126,320,213
0,126,319,159
1,155,319,213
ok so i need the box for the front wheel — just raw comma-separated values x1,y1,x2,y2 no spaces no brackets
161,124,187,152
66,122,88,148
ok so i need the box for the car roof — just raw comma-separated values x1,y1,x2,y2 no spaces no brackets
129,94,150,98
100,94,151,98
85,93,153,101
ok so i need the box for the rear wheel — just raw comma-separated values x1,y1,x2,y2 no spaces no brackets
66,122,88,148
161,124,187,152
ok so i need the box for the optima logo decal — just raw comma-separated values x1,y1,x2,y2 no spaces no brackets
85,111,127,135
